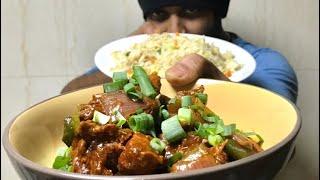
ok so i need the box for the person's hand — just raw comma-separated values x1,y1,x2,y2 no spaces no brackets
130,22,164,36
165,54,229,88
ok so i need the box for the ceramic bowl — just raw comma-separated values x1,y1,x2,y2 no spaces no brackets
3,79,301,180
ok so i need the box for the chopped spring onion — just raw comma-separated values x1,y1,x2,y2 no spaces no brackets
161,115,186,143
112,71,128,82
115,110,126,126
128,113,155,135
150,138,166,154
159,105,170,120
123,83,135,94
196,93,208,105
195,123,224,139
208,134,223,147
133,66,157,98
178,108,192,126
103,80,126,93
56,147,69,157
168,152,183,167
62,115,80,147
93,110,110,125
159,105,164,118
216,124,225,134
111,105,120,114
116,119,126,127
52,147,72,172
195,123,208,139
203,114,221,123
221,124,236,137
128,91,143,100
161,109,170,120
215,118,225,126
181,96,192,108
129,78,138,85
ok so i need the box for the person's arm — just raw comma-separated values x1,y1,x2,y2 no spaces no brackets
165,53,229,88
166,49,298,103
242,49,298,103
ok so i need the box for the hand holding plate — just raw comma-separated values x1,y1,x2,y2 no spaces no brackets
165,53,229,88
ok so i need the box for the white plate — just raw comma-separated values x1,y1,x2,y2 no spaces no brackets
95,33,256,82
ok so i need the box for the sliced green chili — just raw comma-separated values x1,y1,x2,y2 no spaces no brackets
62,115,80,147
150,138,166,154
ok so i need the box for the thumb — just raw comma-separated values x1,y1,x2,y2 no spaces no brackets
165,54,205,87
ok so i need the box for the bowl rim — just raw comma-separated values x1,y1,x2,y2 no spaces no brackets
2,79,302,180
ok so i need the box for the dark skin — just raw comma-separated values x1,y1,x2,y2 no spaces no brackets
61,6,230,94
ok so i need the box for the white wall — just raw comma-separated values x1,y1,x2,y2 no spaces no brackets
1,0,319,179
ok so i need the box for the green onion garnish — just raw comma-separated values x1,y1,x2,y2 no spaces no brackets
93,110,110,125
115,110,126,127
208,134,223,147
112,71,128,82
203,114,221,123
133,66,157,98
159,105,165,119
150,138,166,154
221,124,236,136
161,115,186,143
128,91,143,100
52,147,72,172
129,78,138,85
161,109,170,120
215,124,225,134
103,80,126,93
116,119,126,127
124,83,135,94
168,152,183,167
195,123,208,139
178,108,192,126
195,123,224,139
196,93,208,105
128,113,155,135
181,96,192,108
56,147,70,157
